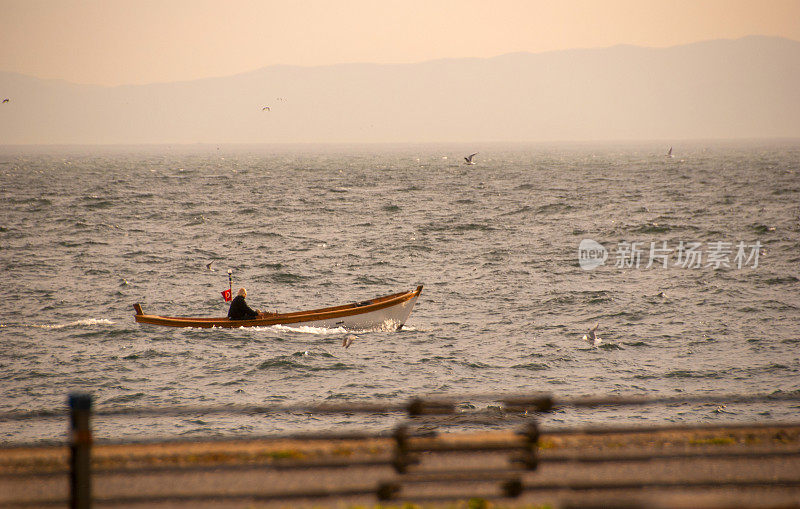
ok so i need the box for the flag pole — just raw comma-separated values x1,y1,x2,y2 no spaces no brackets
228,269,232,296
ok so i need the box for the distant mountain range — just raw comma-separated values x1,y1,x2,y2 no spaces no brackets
1,36,799,145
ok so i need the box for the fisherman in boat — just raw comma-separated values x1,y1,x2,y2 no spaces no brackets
228,288,261,320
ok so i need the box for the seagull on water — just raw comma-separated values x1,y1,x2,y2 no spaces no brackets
464,152,478,165
582,323,601,346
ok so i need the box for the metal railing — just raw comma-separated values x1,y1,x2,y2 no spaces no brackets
1,391,799,507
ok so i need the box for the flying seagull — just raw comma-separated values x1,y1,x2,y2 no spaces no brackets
1,98,8,104
582,323,601,346
666,146,674,158
342,334,357,349
206,261,215,271
262,106,270,111
464,153,478,165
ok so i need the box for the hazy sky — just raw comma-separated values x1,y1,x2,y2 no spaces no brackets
2,0,800,86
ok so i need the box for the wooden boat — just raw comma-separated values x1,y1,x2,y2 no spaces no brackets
133,285,422,330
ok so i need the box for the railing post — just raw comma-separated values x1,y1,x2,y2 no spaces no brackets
392,424,411,473
512,420,540,471
69,393,92,509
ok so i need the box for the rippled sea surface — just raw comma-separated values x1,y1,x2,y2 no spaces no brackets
1,141,799,444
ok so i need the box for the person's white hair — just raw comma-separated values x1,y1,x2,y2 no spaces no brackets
237,288,247,298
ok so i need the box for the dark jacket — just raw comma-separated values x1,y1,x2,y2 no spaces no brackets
228,295,259,320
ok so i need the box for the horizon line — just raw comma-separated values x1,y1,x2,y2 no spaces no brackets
2,136,799,151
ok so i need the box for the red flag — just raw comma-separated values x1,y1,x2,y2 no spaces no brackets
221,289,232,302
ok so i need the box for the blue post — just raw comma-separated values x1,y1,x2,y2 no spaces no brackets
69,393,92,509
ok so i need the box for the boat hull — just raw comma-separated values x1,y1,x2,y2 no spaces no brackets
134,286,422,331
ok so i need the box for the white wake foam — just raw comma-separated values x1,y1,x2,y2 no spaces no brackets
266,324,348,334
31,318,116,329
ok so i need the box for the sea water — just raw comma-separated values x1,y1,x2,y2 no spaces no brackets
1,141,799,443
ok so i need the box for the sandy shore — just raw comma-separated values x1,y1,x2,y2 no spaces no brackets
2,423,800,508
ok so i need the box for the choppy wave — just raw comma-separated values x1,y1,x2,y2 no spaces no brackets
1,142,799,443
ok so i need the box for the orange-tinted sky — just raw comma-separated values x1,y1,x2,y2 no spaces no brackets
2,0,799,86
